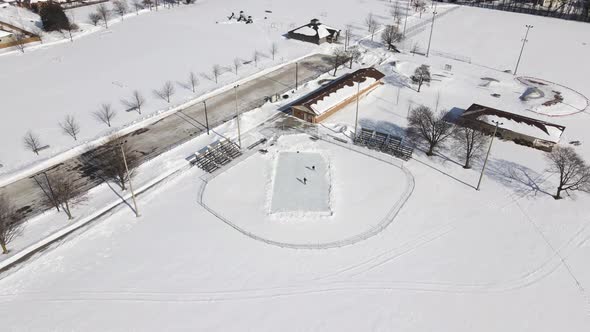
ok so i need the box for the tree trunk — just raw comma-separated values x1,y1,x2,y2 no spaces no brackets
554,187,563,200
1,242,7,254
417,80,422,92
427,144,434,156
463,158,471,169
64,201,73,220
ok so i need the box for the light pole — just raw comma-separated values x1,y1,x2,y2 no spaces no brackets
295,62,299,90
354,80,362,138
120,141,139,217
476,120,503,191
426,9,437,57
403,0,409,37
514,25,533,76
234,85,242,148
203,100,210,135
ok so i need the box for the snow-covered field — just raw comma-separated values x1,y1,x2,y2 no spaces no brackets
2,2,590,331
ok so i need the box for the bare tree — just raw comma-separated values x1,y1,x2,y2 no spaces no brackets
407,105,455,156
233,58,242,75
269,43,278,61
0,196,21,254
64,23,78,42
452,126,489,169
112,0,129,20
60,115,81,141
212,65,221,84
411,64,431,92
414,0,428,18
390,1,403,26
330,48,349,76
153,81,175,102
89,12,101,26
381,24,403,50
50,171,86,220
23,131,42,155
94,103,117,127
85,139,140,190
142,0,153,10
365,13,379,41
252,50,261,67
545,146,590,199
188,71,199,92
346,45,362,69
132,0,143,14
96,4,111,28
122,90,145,114
14,33,26,53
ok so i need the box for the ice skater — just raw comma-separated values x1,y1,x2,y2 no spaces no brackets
303,177,307,185
312,165,315,171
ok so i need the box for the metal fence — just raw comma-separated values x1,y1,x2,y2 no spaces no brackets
455,1,590,22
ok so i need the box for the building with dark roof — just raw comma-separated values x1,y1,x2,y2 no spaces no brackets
291,68,385,123
287,19,340,45
458,104,566,151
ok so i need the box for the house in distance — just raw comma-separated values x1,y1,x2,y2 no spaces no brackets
458,104,565,152
291,68,385,123
287,19,341,44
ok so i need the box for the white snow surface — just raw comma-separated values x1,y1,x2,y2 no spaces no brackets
479,114,563,143
2,3,590,331
310,77,377,115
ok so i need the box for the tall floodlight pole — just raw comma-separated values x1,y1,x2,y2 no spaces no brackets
354,80,362,138
234,85,242,148
295,62,299,90
426,9,437,57
476,120,503,191
120,142,139,217
203,100,210,135
403,0,409,37
514,25,533,76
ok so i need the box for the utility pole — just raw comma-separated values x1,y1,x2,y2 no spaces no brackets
295,62,299,90
120,142,139,217
514,25,533,76
354,80,362,138
203,100,210,135
403,0,409,37
426,9,437,57
234,85,242,148
476,120,503,191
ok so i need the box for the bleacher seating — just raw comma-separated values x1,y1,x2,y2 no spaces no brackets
354,128,413,161
192,139,243,173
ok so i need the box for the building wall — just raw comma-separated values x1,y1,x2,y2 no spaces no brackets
0,33,15,46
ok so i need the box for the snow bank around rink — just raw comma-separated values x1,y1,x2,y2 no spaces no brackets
202,133,411,246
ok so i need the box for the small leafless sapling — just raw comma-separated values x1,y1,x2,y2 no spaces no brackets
365,13,379,41
188,71,199,92
122,90,146,114
381,24,403,50
14,33,26,53
252,50,261,67
132,0,143,14
142,0,153,10
411,64,431,92
407,105,455,156
50,171,86,220
212,65,221,84
60,115,81,141
153,81,175,102
270,43,278,61
452,126,489,169
23,131,43,155
94,103,117,127
233,58,242,75
330,47,349,76
546,146,590,199
0,196,21,254
96,4,111,28
89,12,101,26
112,0,129,20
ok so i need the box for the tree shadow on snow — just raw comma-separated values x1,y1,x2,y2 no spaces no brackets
485,159,554,197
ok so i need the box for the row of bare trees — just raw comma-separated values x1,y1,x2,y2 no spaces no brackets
407,105,590,199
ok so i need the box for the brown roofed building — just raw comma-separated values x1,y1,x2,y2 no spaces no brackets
291,68,385,123
458,104,566,151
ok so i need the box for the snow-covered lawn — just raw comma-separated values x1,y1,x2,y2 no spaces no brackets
1,3,590,331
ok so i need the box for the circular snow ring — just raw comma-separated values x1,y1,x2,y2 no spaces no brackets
197,142,415,250
516,76,589,117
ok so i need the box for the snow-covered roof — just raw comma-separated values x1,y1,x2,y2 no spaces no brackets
294,68,385,116
0,29,13,38
289,19,339,40
461,104,565,143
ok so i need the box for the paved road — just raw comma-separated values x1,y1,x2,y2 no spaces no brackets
0,54,334,220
